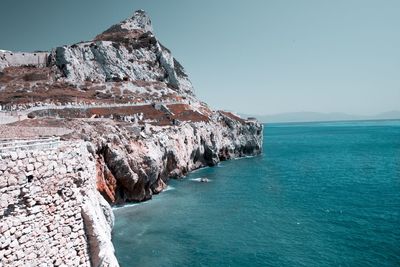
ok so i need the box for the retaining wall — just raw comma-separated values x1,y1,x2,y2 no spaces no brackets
0,141,117,266
0,52,49,70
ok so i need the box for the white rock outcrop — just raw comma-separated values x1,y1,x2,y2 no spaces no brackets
91,113,263,203
51,10,193,95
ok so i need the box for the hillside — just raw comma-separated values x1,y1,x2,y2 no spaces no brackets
0,10,263,267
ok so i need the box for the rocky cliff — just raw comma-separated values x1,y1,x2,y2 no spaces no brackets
79,113,262,204
0,10,263,267
52,10,194,95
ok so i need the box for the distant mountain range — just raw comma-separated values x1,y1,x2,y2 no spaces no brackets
239,111,400,123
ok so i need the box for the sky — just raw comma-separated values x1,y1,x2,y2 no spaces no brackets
0,0,399,115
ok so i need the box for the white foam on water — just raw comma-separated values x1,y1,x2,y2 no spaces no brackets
190,165,210,173
163,185,175,192
113,186,175,211
112,202,143,211
233,155,258,160
190,178,212,182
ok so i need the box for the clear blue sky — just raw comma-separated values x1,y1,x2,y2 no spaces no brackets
0,0,399,115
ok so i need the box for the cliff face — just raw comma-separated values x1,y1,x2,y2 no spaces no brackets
0,9,262,267
85,114,262,204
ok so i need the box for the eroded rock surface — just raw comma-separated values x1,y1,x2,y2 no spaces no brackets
0,9,263,267
52,10,193,95
89,116,262,204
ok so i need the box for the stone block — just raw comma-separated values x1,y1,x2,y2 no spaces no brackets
17,151,26,160
18,235,29,244
0,221,9,233
3,248,11,256
34,162,42,170
26,164,34,172
56,165,67,174
9,239,19,248
10,152,18,161
7,176,18,186
9,226,16,234
10,166,20,174
27,252,37,260
21,226,32,235
0,177,7,188
16,160,24,168
15,250,25,260
7,160,16,168
18,173,28,184
14,230,22,239
28,206,41,215
0,237,11,248
62,226,72,236
0,164,6,171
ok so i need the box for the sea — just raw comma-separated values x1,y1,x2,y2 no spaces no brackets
112,120,400,267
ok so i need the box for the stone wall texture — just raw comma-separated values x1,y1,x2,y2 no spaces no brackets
0,52,49,71
0,142,118,267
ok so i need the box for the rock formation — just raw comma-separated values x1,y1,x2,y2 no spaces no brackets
52,10,193,95
0,10,263,267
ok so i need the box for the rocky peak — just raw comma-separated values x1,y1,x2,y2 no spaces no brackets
122,10,153,33
95,10,153,41
51,9,194,95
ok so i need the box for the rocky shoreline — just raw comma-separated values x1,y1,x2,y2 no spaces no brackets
0,115,262,267
92,115,262,266
93,114,263,204
0,9,263,266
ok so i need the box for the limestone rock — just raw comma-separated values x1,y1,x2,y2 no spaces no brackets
0,9,263,267
81,190,118,267
52,10,193,95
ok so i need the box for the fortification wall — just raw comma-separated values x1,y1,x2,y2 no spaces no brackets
0,141,118,267
0,52,49,70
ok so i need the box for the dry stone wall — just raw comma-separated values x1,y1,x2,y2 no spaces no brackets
0,141,118,267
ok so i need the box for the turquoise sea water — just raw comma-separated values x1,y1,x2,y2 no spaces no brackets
113,120,400,267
